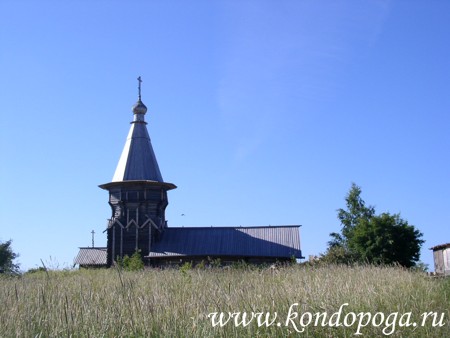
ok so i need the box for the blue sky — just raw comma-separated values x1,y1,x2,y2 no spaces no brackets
1,1,449,271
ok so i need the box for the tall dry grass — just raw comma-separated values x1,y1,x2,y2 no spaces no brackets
0,264,449,337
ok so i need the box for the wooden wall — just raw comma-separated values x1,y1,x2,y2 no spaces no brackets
105,184,168,266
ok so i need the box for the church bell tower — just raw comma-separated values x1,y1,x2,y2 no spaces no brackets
99,77,176,266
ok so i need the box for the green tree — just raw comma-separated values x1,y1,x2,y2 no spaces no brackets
327,183,374,251
351,213,424,267
0,240,20,274
325,184,424,267
336,183,375,244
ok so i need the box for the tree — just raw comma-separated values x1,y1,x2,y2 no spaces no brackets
327,183,375,250
0,240,20,274
337,183,375,243
351,213,424,267
324,184,424,267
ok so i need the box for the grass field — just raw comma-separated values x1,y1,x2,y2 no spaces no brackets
1,264,449,337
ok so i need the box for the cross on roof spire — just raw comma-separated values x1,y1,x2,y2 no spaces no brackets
137,76,142,100
91,230,95,247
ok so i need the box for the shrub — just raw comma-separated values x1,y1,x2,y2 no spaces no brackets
180,261,192,275
116,250,144,271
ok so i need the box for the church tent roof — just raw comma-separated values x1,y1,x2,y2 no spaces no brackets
112,77,164,183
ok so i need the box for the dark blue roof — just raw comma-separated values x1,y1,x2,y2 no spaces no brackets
147,225,302,259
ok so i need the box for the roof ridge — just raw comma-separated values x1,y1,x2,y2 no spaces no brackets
167,225,302,229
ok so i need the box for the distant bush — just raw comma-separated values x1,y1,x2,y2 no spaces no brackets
319,246,357,265
208,257,221,268
25,267,47,274
116,250,144,271
179,261,192,275
195,260,206,269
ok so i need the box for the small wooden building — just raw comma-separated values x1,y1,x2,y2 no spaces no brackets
430,243,450,276
73,247,107,268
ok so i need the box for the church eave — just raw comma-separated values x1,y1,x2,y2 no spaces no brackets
99,180,177,191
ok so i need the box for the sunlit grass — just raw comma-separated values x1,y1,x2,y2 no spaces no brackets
0,265,449,337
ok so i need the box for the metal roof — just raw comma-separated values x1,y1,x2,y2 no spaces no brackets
112,96,163,182
147,226,302,259
430,243,450,251
74,247,107,266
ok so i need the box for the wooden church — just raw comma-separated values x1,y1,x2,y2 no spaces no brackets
74,78,302,268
